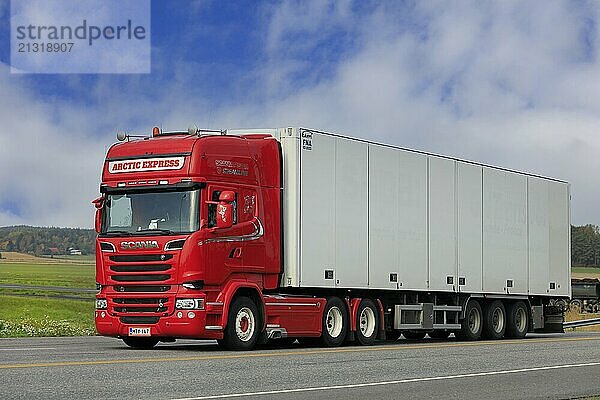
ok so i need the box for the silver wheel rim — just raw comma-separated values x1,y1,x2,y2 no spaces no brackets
468,307,481,334
492,306,505,333
326,306,343,338
359,307,376,338
515,307,527,332
235,307,255,342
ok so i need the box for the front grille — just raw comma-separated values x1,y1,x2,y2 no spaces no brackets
120,316,160,324
110,254,173,262
114,306,168,313
110,264,171,272
114,285,171,292
111,274,171,282
114,298,168,304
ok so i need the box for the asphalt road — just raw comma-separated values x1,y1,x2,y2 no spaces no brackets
0,332,599,400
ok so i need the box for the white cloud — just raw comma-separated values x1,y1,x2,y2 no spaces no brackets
2,1,600,227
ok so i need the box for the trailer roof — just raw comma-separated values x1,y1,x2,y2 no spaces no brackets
295,127,569,185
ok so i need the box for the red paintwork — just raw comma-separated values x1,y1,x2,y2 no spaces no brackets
96,132,293,341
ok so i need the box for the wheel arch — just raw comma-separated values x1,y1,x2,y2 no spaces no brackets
216,281,265,331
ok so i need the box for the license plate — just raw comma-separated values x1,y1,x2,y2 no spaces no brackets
128,327,151,337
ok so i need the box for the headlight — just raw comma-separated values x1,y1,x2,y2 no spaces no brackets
96,299,108,309
175,298,204,310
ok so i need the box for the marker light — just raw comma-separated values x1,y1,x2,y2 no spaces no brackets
153,126,160,136
116,131,127,141
188,124,199,135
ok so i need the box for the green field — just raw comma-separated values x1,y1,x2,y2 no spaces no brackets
571,266,600,279
0,262,95,289
0,259,96,337
0,296,95,337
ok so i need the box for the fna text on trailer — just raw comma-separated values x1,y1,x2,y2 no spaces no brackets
93,126,570,350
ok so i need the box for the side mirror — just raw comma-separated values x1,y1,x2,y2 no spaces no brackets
216,203,233,229
92,197,104,234
219,191,235,202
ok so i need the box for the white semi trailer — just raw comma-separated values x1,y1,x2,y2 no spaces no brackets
278,128,570,340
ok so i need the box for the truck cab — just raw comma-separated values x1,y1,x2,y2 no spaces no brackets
94,128,284,349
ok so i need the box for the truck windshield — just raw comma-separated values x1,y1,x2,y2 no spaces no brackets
102,189,200,235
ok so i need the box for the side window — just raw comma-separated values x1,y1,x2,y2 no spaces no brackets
207,190,237,227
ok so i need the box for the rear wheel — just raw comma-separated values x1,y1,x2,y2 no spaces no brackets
456,299,483,341
402,331,426,340
355,299,379,346
122,337,159,349
482,300,506,340
506,301,529,339
221,296,260,351
321,297,348,347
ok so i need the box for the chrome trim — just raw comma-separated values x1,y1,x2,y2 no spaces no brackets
99,242,116,252
265,302,319,307
198,218,264,246
206,302,224,306
164,238,186,251
205,325,223,331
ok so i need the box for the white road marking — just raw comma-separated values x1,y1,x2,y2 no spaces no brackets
172,362,600,400
0,348,56,351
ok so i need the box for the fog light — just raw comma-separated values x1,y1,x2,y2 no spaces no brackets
187,312,196,319
177,311,183,318
95,299,107,309
101,312,106,318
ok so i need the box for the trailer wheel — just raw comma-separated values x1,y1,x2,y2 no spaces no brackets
122,337,159,349
402,331,426,340
482,300,506,340
456,299,483,341
355,299,379,346
428,330,450,340
221,296,260,351
321,297,348,347
506,301,528,339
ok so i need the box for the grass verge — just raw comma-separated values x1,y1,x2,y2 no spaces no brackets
0,295,95,337
0,262,95,289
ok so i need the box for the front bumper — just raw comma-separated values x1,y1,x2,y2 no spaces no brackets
95,297,224,340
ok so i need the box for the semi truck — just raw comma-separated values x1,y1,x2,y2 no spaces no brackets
94,126,571,350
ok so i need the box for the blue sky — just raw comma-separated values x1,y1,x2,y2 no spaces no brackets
0,0,600,227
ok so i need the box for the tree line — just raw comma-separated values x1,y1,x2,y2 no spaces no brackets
0,224,598,265
0,226,95,256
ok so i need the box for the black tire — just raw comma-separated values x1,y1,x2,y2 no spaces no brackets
482,300,506,340
221,296,261,351
506,301,529,339
456,299,483,341
321,297,349,347
122,337,159,349
355,299,379,346
428,330,451,340
402,331,426,340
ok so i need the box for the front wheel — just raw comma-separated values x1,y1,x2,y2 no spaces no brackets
122,337,159,349
221,296,260,351
321,297,348,347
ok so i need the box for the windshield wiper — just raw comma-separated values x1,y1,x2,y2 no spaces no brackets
135,229,175,236
102,230,133,237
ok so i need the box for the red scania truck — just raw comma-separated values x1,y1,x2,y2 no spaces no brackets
94,126,570,350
